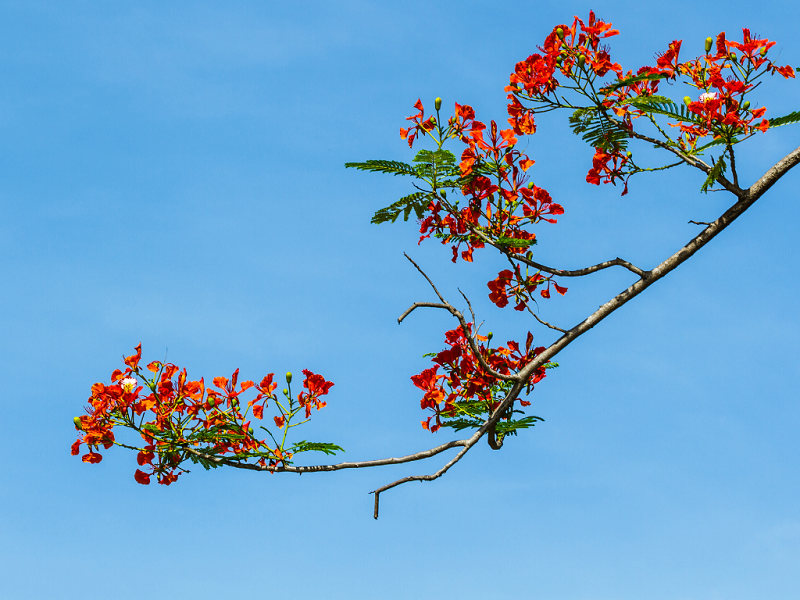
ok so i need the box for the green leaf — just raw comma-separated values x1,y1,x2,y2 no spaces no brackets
640,101,705,126
569,107,629,152
626,95,676,107
496,236,536,248
494,415,545,436
766,110,800,129
344,160,417,176
413,148,457,166
371,192,432,224
692,137,730,155
600,71,669,93
701,154,728,193
289,441,345,456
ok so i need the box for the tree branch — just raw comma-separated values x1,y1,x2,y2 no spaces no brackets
398,253,518,382
748,144,800,200
369,380,526,518
184,438,468,474
184,145,799,519
365,142,800,516
515,143,800,383
464,222,646,277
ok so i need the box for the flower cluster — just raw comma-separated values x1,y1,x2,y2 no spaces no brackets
411,326,551,433
402,100,566,309
488,266,567,311
504,12,796,192
506,11,622,136
400,99,437,148
72,344,337,484
672,31,794,148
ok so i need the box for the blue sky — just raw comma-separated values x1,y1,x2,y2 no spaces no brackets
0,1,798,598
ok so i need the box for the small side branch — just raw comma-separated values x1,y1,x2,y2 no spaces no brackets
184,438,469,474
369,380,526,518
397,302,450,324
520,255,646,278
526,304,567,332
466,223,646,277
371,443,471,519
399,254,517,382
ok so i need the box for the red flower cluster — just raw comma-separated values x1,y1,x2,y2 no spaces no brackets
586,147,632,194
672,31,794,147
401,100,566,311
504,13,796,193
488,267,567,310
506,11,622,136
411,327,548,433
400,99,436,148
72,344,334,484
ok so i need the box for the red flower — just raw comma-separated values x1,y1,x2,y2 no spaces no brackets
82,452,103,464
124,343,142,370
134,469,151,485
400,99,436,148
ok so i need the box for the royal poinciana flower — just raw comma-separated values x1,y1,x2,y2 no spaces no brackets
72,344,338,484
411,326,553,434
503,15,796,192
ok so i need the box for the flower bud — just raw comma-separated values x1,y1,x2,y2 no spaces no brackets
73,416,83,431
578,54,586,69
286,372,292,384
440,190,447,199
525,250,533,260
626,151,632,158
527,181,535,189
556,27,564,39
705,37,713,53
248,426,254,435
760,46,767,57
434,97,442,111
208,398,216,407
683,96,692,106
283,388,289,396
742,100,750,111
730,52,737,62
487,332,493,341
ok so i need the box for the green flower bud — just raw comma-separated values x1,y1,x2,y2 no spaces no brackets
440,190,447,199
487,332,493,341
760,46,767,57
286,372,292,384
556,27,564,40
283,388,289,396
742,100,751,111
730,52,737,62
578,54,586,69
248,426,254,435
705,37,713,53
434,97,442,111
683,96,692,105
626,151,632,158
208,398,216,407
525,250,533,260
527,181,535,189
73,416,83,431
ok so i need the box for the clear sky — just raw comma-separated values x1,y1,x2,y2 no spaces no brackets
0,1,798,598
